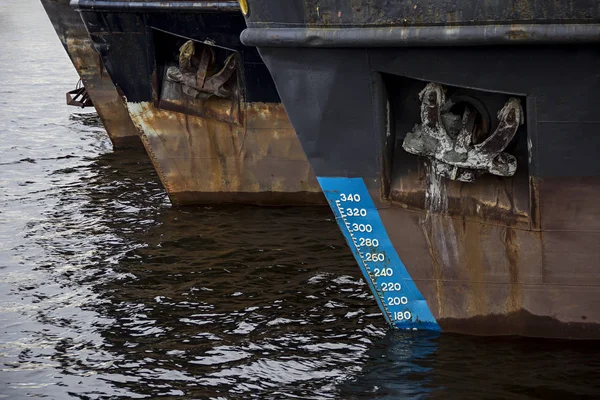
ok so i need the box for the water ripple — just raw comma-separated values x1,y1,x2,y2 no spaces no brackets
1,1,599,399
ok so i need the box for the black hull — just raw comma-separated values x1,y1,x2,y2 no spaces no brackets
242,0,600,339
73,1,323,206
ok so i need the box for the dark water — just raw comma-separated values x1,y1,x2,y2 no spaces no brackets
1,1,599,399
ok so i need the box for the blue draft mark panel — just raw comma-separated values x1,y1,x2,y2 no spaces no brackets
317,177,440,331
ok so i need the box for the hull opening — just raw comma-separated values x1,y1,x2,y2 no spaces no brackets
382,74,533,230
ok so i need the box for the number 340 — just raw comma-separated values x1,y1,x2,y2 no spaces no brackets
340,193,361,202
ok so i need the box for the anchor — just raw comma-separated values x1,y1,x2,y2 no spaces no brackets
166,40,237,100
403,83,524,182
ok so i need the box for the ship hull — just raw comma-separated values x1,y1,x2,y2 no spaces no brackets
242,1,600,338
376,178,599,339
41,0,142,148
74,1,323,206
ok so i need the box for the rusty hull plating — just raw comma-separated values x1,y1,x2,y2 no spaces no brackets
242,0,600,338
128,101,323,205
41,0,142,149
75,2,323,206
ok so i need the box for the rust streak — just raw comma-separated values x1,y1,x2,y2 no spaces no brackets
127,101,324,206
504,227,523,313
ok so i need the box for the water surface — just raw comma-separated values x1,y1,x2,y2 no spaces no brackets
0,1,599,399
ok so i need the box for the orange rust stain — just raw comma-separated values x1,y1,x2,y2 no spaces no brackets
129,101,322,205
389,169,531,229
419,208,529,320
140,133,174,196
459,217,489,317
421,216,446,317
65,37,140,146
407,162,535,321
507,29,531,40
159,87,241,126
530,176,542,230
504,227,523,313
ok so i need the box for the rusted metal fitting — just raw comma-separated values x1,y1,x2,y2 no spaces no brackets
238,0,248,16
66,80,93,108
403,82,524,182
166,40,237,100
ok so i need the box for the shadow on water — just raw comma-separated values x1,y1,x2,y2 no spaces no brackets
340,332,600,400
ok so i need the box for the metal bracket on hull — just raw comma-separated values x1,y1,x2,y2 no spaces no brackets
66,80,93,108
403,83,523,182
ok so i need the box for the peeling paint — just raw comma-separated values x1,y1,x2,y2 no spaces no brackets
127,101,324,205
